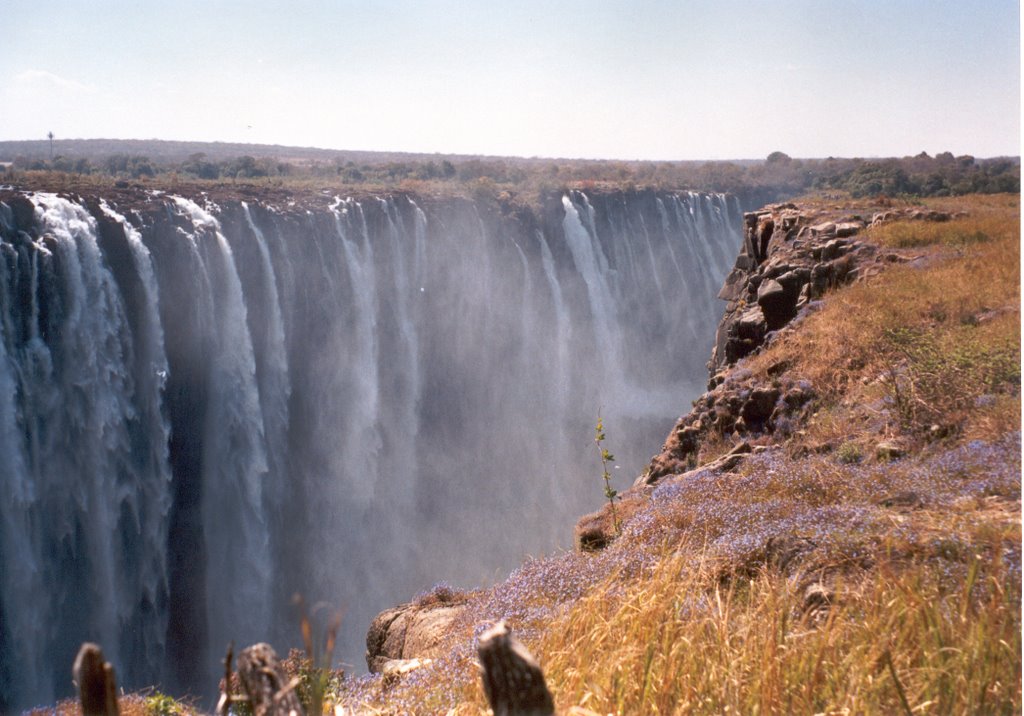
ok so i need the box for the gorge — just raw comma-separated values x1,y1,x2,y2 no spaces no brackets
0,186,742,710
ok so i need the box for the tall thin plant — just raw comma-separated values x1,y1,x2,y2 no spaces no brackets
294,594,342,715
594,415,621,534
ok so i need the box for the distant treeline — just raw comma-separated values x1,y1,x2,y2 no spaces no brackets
2,141,1018,207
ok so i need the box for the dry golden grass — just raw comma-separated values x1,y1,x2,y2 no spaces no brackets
872,194,1019,249
748,193,1020,452
540,540,1020,715
26,691,203,716
334,422,1020,714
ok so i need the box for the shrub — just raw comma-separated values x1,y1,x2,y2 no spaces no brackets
143,691,186,715
836,441,863,464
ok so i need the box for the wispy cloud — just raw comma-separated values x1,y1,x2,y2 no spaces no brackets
14,69,96,93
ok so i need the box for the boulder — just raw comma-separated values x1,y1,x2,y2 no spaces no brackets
779,212,802,230
740,387,780,426
809,263,832,297
875,441,905,461
756,278,786,305
754,216,775,262
775,268,811,297
764,262,793,280
802,583,834,615
834,221,864,237
718,266,750,301
820,239,848,261
652,442,752,490
381,658,432,686
736,306,768,341
366,601,466,672
809,221,836,237
756,278,797,329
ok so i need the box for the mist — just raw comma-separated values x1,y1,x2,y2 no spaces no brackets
0,188,740,709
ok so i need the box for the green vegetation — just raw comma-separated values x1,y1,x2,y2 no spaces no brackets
143,691,188,716
594,416,621,535
1,140,1018,209
835,441,863,464
290,595,342,716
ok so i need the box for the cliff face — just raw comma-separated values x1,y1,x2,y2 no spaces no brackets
648,203,886,483
577,200,965,545
0,185,740,710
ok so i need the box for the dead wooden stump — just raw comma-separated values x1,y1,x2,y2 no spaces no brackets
237,643,305,716
72,643,119,716
216,643,235,716
477,621,554,716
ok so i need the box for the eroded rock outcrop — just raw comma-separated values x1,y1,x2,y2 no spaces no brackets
710,203,888,376
573,199,924,550
365,592,469,673
643,371,817,484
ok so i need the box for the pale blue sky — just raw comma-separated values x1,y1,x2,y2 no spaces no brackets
1,0,1019,159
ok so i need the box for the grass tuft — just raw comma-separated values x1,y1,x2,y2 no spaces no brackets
540,541,1020,715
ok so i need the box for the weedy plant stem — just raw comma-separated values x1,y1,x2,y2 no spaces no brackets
594,415,620,534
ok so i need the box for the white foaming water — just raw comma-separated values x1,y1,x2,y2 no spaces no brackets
171,196,272,675
0,194,149,703
97,200,173,679
39,195,133,668
378,197,422,524
0,255,48,705
409,198,428,291
330,198,382,507
0,188,742,710
241,202,292,513
561,193,620,385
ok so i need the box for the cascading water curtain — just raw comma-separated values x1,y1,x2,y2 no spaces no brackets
0,189,740,709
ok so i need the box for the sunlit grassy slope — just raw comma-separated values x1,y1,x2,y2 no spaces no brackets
331,194,1020,715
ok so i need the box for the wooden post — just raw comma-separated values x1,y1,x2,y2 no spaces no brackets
237,643,305,716
477,621,554,716
216,643,235,716
72,643,119,716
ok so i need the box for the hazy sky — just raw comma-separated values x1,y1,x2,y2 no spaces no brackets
1,0,1019,160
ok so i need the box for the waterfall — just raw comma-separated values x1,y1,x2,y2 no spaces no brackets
0,194,173,706
0,224,48,706
0,187,741,710
325,197,382,509
96,200,173,683
561,193,619,384
169,196,272,678
241,201,291,510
